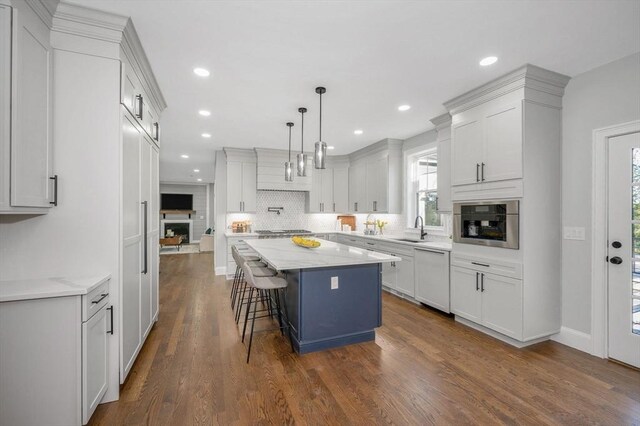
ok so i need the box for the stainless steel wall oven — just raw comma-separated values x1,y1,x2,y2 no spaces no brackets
453,200,519,249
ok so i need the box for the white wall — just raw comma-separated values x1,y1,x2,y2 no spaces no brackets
561,52,640,334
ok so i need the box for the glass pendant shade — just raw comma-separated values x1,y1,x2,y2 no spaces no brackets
314,140,327,169
284,161,293,181
297,152,307,177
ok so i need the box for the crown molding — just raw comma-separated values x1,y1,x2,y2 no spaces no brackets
26,0,58,28
443,64,570,114
429,112,451,130
52,1,166,112
349,138,403,162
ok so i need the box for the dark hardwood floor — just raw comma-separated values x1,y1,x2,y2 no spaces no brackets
90,252,640,425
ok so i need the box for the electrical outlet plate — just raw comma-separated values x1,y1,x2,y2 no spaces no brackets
331,276,339,289
563,226,586,240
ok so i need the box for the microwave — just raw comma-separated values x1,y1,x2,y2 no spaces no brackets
453,200,519,249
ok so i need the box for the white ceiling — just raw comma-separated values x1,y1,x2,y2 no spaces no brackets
66,0,640,183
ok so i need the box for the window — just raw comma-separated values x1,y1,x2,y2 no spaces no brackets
407,148,444,231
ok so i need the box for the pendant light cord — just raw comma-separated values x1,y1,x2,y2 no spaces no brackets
288,126,292,162
319,92,322,141
301,110,304,152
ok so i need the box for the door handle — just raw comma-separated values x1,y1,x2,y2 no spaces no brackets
480,273,485,292
49,175,58,206
373,201,377,211
141,201,148,274
107,305,114,334
435,196,438,212
475,272,479,291
481,163,485,181
354,202,358,212
609,256,623,265
153,122,159,141
333,203,335,212
611,241,622,248
476,163,480,182
135,94,144,120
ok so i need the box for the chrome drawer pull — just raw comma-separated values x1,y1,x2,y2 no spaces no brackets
91,293,109,304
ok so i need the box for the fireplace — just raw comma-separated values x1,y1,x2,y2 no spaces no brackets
161,220,193,243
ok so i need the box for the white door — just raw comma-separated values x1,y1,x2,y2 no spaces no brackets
451,119,483,186
333,167,349,213
11,1,53,207
241,162,257,212
140,139,152,339
381,257,397,290
482,102,523,183
480,272,523,340
450,266,482,323
150,146,159,322
608,131,640,368
226,162,243,212
321,168,333,212
395,255,415,297
308,167,322,212
82,307,108,425
349,161,366,212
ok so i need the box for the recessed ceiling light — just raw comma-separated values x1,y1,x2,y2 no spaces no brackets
197,178,202,182
327,146,335,150
354,129,363,135
193,67,210,77
398,105,411,111
181,154,189,159
201,133,211,138
193,169,200,173
198,110,211,116
479,56,498,66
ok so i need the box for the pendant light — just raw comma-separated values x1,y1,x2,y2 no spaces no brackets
285,122,294,182
297,107,308,177
314,87,327,169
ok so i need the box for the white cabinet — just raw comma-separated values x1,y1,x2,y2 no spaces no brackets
451,118,484,186
414,248,450,312
381,259,397,290
307,167,334,213
226,159,257,213
451,264,523,340
430,113,452,213
348,160,366,212
0,276,111,426
365,156,388,212
120,110,159,382
0,0,55,213
395,253,415,297
332,167,349,213
121,54,161,147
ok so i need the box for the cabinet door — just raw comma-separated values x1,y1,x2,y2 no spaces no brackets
0,6,10,210
333,167,349,213
308,167,322,212
381,258,397,290
371,156,388,212
121,241,141,382
140,140,152,339
481,273,522,339
451,119,483,186
150,146,159,321
11,1,53,207
451,266,482,323
483,102,522,182
396,255,415,297
226,161,243,212
321,168,334,212
241,162,257,212
349,162,366,212
82,307,108,425
414,249,450,312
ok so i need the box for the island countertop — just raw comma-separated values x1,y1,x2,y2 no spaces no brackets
245,238,400,271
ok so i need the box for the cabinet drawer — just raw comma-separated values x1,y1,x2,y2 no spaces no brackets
82,279,110,322
451,253,522,280
376,241,415,258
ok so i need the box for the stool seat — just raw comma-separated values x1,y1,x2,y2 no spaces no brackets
250,265,277,278
252,275,287,290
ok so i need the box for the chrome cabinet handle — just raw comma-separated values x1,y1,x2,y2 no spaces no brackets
135,94,144,120
480,273,485,292
141,201,148,274
373,201,377,211
49,175,58,206
475,272,479,291
481,163,485,181
472,261,490,267
91,293,109,304
435,196,438,211
107,305,114,334
354,202,358,212
333,203,336,212
415,248,445,255
153,122,159,141
476,163,480,182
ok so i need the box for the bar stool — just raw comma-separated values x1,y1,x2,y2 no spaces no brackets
241,261,294,363
231,246,277,324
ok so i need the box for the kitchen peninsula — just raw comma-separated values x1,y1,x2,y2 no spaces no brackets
245,238,399,353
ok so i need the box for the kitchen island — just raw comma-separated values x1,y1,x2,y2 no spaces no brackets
245,238,399,354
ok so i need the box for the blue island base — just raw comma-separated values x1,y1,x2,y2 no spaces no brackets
284,263,382,354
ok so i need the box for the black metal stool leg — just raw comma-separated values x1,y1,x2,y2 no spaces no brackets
242,287,254,342
246,290,259,363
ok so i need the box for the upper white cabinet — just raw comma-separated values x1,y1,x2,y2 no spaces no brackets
0,0,56,213
430,113,452,213
225,148,257,213
348,139,402,213
332,166,349,213
307,167,334,213
121,54,161,147
445,65,570,201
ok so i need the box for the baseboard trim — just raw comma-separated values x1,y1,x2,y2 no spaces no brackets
551,326,593,354
455,317,551,348
215,266,226,276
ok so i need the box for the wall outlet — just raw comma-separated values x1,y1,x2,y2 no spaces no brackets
331,276,339,290
563,226,586,240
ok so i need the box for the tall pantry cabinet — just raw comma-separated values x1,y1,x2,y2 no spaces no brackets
48,0,166,400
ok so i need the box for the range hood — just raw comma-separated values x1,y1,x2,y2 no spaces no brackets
255,148,313,191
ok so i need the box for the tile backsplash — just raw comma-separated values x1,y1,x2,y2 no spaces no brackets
226,190,407,234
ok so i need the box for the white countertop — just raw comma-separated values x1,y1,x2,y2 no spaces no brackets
245,239,400,270
0,274,111,303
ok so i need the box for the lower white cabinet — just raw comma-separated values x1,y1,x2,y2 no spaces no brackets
0,277,111,426
414,248,450,312
451,265,523,339
395,253,415,297
381,257,397,290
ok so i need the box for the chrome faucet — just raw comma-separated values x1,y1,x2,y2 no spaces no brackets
414,215,428,240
